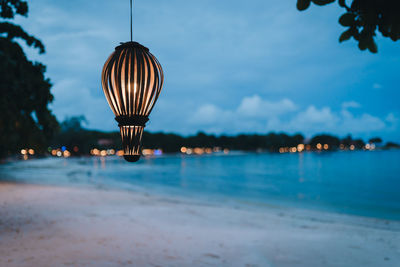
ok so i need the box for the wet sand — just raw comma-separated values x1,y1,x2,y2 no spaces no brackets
0,182,399,267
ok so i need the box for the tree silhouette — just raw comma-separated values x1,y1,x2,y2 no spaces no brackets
0,0,58,158
296,0,400,53
310,134,340,149
368,137,382,144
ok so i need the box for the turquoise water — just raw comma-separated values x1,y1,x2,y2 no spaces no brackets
1,150,400,220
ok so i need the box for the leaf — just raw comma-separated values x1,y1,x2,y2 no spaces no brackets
312,0,335,6
352,29,360,41
0,0,28,18
390,23,400,41
15,1,28,16
339,13,356,27
339,29,352,42
338,0,347,8
297,0,311,11
350,0,361,11
0,22,45,53
358,39,368,51
367,39,378,53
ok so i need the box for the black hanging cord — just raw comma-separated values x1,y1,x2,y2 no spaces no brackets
130,0,133,41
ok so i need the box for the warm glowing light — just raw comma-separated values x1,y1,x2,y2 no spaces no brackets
91,148,100,156
316,143,322,150
193,148,204,155
280,147,290,153
28,149,35,155
142,149,153,156
20,149,27,155
64,150,71,158
323,144,329,150
350,145,355,150
51,149,57,156
365,143,371,149
100,150,107,157
116,150,124,156
223,148,229,154
297,144,305,152
205,148,212,154
290,147,297,153
180,147,187,153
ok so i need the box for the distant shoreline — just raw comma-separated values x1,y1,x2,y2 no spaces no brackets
10,144,400,162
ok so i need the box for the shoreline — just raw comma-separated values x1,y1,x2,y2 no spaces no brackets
1,182,399,267
5,146,400,163
1,155,400,222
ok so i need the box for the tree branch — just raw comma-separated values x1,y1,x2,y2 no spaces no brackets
0,22,45,53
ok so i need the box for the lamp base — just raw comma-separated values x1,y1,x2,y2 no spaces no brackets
123,155,141,162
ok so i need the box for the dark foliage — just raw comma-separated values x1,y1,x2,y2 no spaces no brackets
340,134,365,149
310,134,340,148
50,117,392,156
50,116,118,155
385,142,400,148
61,116,87,132
0,0,27,18
50,118,307,154
142,132,305,153
369,137,382,143
52,129,120,156
296,0,400,53
0,0,58,158
0,22,45,53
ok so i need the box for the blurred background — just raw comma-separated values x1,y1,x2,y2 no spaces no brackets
1,1,400,266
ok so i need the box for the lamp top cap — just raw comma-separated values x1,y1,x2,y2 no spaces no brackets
116,41,149,52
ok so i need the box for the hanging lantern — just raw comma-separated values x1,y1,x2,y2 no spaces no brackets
101,0,164,162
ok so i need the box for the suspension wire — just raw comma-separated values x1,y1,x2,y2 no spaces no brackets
130,0,133,41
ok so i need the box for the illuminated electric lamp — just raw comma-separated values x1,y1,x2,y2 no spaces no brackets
101,0,164,162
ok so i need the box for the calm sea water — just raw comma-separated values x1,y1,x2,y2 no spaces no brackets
1,150,400,220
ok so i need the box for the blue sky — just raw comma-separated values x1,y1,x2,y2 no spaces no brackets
14,0,400,141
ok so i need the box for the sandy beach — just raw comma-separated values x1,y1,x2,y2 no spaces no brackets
0,182,399,267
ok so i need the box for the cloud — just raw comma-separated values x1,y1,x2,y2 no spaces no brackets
50,79,115,130
277,104,389,136
237,95,297,118
373,83,383,90
385,113,399,132
386,113,398,124
187,95,297,133
285,106,340,133
339,109,386,134
187,97,395,138
192,104,230,125
190,104,233,133
342,101,361,109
